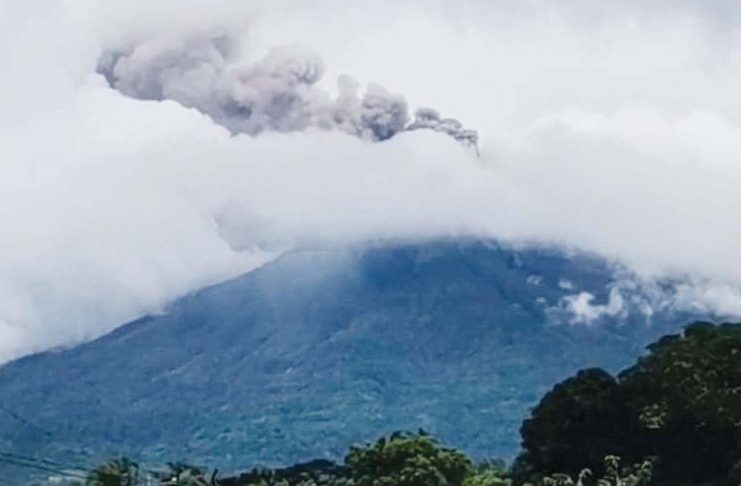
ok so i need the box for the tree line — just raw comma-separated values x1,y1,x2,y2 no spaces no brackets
33,322,741,485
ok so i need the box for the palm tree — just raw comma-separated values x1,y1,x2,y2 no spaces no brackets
87,457,140,486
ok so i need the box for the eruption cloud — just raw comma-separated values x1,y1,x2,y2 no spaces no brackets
97,33,479,149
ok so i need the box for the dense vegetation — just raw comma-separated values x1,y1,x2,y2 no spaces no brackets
51,433,652,486
25,322,741,485
514,321,741,485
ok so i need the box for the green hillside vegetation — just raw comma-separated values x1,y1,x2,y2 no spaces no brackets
514,321,741,485
21,322,741,486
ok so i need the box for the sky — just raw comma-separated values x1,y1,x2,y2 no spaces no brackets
3,0,741,362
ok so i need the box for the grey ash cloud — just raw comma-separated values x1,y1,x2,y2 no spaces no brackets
97,33,479,149
408,108,479,153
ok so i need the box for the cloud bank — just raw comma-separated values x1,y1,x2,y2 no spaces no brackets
3,0,741,361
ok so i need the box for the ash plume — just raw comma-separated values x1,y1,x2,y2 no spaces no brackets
97,33,479,149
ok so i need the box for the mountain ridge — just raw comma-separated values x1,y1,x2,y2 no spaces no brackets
0,240,697,482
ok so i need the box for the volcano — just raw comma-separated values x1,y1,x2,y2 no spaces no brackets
0,240,695,481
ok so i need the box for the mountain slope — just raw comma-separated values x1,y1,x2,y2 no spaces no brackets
0,241,694,480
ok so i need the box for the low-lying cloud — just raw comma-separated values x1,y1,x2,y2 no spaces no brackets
3,0,741,361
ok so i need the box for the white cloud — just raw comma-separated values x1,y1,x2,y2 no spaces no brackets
3,0,741,361
562,289,627,325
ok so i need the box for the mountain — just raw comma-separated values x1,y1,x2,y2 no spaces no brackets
0,240,696,482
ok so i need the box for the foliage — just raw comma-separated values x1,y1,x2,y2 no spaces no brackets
81,433,477,485
218,459,345,485
345,431,473,485
86,457,140,486
76,451,649,486
463,458,512,486
157,462,215,485
463,469,511,486
533,456,652,486
513,369,635,481
515,322,741,485
619,322,741,484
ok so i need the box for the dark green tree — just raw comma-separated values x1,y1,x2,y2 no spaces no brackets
618,322,741,484
514,322,741,485
513,369,635,482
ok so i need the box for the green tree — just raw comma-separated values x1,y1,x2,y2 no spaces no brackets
618,322,741,484
345,431,473,486
513,369,635,482
515,322,741,485
464,458,511,486
463,469,511,486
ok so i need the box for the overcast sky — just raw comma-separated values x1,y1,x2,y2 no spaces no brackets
3,0,741,362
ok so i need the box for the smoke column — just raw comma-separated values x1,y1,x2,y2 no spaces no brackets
98,32,479,149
